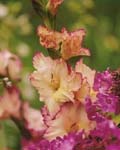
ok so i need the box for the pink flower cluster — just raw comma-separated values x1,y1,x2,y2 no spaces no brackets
0,50,22,120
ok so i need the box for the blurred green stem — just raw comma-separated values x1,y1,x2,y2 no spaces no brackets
11,117,31,139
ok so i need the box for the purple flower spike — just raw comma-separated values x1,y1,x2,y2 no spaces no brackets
22,132,84,150
106,144,120,150
85,97,105,122
94,70,112,93
97,93,118,114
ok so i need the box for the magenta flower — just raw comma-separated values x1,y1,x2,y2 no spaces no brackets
94,70,112,94
91,69,120,115
106,145,120,150
22,119,120,150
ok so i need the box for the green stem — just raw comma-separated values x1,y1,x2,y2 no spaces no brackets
11,117,31,139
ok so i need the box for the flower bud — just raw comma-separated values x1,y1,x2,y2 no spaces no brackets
47,0,64,16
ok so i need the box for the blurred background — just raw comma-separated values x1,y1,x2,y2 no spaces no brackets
0,0,120,101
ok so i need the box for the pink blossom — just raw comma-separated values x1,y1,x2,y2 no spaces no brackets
23,103,47,138
0,86,21,119
75,59,96,103
0,50,22,80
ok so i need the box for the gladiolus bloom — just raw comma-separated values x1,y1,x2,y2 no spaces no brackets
30,53,82,115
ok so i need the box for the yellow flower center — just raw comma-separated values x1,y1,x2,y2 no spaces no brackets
90,89,97,101
50,73,60,91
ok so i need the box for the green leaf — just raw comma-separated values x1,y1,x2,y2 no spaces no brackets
0,125,7,150
0,120,21,150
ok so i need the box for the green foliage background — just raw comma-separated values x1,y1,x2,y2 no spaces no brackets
0,0,120,149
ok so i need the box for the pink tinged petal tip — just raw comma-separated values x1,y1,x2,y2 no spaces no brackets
75,59,96,87
23,102,47,138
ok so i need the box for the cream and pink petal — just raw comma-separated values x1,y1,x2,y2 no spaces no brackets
75,59,96,87
44,102,95,140
23,102,47,138
30,53,82,116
